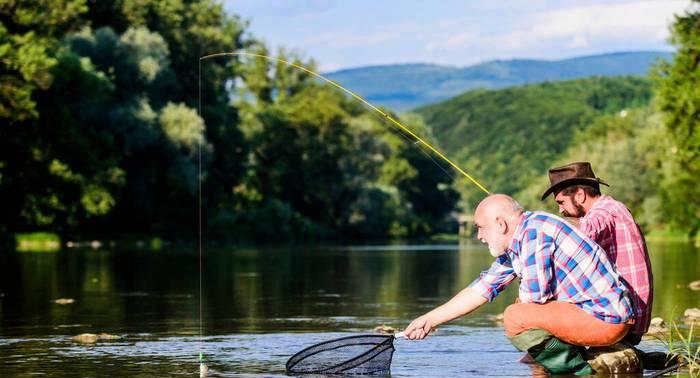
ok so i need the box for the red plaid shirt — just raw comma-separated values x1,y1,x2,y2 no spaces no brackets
579,195,653,335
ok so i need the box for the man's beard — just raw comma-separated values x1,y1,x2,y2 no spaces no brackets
562,201,586,218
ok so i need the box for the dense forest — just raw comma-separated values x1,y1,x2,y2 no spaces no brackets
1,0,698,245
0,0,459,244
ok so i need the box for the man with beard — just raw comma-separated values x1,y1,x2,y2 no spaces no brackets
541,162,653,346
404,194,634,375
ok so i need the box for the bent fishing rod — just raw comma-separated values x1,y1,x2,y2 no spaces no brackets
199,51,490,195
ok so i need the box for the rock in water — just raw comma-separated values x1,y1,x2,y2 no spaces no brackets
689,281,700,291
373,325,397,335
646,317,669,337
71,333,120,343
97,333,120,340
685,308,700,319
586,343,641,374
72,333,99,344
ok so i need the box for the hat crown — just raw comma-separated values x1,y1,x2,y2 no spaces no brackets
548,162,597,185
540,162,608,200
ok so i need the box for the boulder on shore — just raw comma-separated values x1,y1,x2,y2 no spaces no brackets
586,343,641,374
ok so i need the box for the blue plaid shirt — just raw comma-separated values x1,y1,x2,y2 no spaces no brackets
469,211,634,324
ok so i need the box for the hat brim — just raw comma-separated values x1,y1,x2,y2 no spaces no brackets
540,177,609,201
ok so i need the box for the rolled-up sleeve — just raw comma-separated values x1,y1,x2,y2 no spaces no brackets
468,255,517,302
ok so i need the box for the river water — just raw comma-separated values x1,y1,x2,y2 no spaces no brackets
0,241,697,377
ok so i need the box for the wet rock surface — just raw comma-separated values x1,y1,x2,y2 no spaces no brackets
71,333,121,344
373,325,398,335
586,343,641,374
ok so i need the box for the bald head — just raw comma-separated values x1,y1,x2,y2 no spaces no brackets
475,194,523,221
474,194,524,257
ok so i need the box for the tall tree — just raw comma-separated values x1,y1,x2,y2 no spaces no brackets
0,0,87,122
655,1,700,237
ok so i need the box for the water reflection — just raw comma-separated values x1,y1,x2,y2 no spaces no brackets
0,241,696,376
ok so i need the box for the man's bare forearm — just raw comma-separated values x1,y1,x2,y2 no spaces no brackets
423,287,488,326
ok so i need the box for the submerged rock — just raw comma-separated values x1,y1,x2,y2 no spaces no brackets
586,343,641,374
689,281,700,291
54,298,74,305
71,333,120,344
72,333,99,343
373,325,397,335
646,317,669,337
685,308,700,319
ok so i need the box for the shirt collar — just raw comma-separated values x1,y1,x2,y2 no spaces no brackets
506,211,531,256
587,194,611,213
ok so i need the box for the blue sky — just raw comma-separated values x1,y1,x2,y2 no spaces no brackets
224,0,691,72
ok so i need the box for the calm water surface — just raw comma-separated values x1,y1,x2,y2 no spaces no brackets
0,241,697,377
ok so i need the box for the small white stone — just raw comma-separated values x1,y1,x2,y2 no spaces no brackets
650,317,665,327
688,281,700,291
684,308,700,319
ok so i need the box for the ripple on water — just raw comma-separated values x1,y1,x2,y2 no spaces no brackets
0,326,673,377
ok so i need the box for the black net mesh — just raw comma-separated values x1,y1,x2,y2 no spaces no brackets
286,334,396,375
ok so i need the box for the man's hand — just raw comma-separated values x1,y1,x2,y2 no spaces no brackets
402,287,488,341
404,315,435,340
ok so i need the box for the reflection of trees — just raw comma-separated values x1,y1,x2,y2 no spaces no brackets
224,244,521,330
648,242,700,321
5,241,698,337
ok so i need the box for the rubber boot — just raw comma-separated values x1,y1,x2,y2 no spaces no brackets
530,337,593,376
508,328,593,376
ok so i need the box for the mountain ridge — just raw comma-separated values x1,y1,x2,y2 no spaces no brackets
325,51,671,110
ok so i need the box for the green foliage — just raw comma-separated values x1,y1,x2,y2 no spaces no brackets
233,58,458,240
516,106,670,232
0,1,460,242
5,1,687,243
159,102,205,152
0,0,87,121
654,1,700,237
416,76,653,210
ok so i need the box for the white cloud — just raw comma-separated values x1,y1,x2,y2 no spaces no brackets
523,1,683,42
422,0,688,54
229,0,691,70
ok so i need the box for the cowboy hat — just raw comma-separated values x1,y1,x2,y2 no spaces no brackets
541,162,608,200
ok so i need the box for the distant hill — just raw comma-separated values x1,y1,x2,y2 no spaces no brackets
325,51,671,111
412,76,653,205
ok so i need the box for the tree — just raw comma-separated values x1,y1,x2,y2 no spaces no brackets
655,1,700,237
0,0,87,122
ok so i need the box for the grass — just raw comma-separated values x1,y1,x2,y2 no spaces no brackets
666,319,700,377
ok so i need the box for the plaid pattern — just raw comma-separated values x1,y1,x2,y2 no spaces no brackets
579,195,653,335
470,211,634,324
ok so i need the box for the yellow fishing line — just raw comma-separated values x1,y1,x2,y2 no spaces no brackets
200,52,490,195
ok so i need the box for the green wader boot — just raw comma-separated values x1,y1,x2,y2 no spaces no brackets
508,328,593,376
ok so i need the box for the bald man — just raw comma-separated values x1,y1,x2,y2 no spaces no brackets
404,194,634,375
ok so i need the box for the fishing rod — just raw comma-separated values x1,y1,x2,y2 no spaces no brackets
196,51,490,377
199,51,490,195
